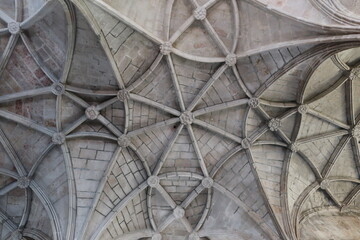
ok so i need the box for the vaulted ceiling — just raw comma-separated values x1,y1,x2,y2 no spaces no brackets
1,0,360,240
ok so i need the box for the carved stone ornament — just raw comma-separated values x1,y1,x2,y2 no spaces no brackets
290,143,299,153
298,104,309,115
85,106,99,120
147,175,160,188
180,111,194,125
160,42,172,55
117,89,130,102
193,7,207,20
350,67,360,81
268,118,281,131
52,132,65,145
225,53,237,67
201,177,214,188
241,138,252,149
17,176,31,189
8,22,20,35
248,98,259,109
51,82,65,96
352,124,360,139
117,135,131,148
173,206,185,219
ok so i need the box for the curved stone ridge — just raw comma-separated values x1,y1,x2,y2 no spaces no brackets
3,1,360,240
310,0,360,25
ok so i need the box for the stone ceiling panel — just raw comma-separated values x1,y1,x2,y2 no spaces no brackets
3,0,360,239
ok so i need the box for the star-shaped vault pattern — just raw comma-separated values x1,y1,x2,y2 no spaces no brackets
2,0,360,240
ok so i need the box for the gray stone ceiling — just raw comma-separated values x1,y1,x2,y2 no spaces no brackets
1,0,360,240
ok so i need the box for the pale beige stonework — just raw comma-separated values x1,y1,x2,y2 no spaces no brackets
1,0,360,240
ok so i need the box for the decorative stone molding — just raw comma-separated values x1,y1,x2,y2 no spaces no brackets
340,205,351,213
352,124,360,139
117,89,130,102
350,67,360,81
201,177,214,188
10,229,23,240
85,106,99,120
248,98,259,109
51,82,65,96
5,1,357,238
147,176,160,188
310,0,360,25
298,104,309,115
188,232,200,240
225,54,237,67
117,135,131,148
173,206,185,219
193,7,206,21
8,22,20,35
180,111,194,125
52,132,65,145
241,138,252,149
160,42,172,55
320,179,330,190
17,176,31,189
290,143,299,153
152,233,162,240
268,118,281,131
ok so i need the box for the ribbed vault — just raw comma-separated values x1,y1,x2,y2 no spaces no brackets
1,0,360,240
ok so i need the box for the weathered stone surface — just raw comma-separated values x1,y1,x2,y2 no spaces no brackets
268,118,281,131
248,98,259,109
8,22,20,35
85,106,100,120
193,7,207,21
201,177,214,188
147,175,160,188
173,206,185,219
117,135,131,148
179,111,194,125
2,1,360,240
160,42,172,55
17,176,31,188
